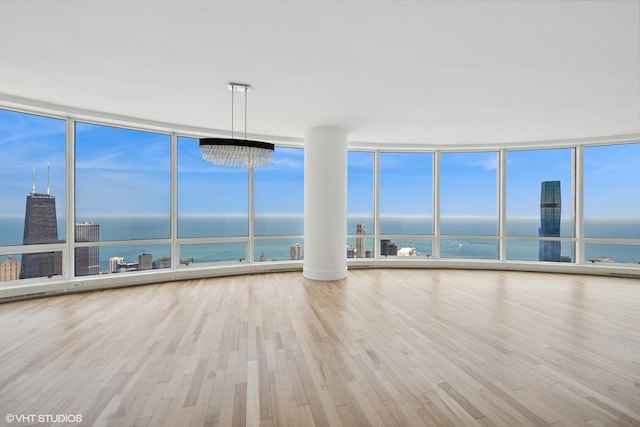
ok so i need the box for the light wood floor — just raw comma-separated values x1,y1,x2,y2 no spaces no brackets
1,269,639,426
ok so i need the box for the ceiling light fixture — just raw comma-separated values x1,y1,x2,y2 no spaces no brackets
200,83,274,168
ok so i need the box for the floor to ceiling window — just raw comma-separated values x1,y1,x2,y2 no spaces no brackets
584,142,640,264
347,151,374,258
379,152,434,258
177,136,249,266
0,109,66,282
1,104,639,288
440,151,498,259
75,122,171,274
506,148,574,262
253,146,304,262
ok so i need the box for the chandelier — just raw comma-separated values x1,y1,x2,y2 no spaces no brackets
200,83,274,168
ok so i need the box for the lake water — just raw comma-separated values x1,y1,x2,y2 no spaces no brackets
1,215,639,271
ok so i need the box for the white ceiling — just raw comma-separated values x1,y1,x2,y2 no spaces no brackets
1,0,639,147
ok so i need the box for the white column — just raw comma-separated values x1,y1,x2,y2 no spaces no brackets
303,127,348,281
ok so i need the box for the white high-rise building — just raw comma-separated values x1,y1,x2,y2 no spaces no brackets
75,221,100,276
109,257,124,273
290,243,304,260
356,223,366,258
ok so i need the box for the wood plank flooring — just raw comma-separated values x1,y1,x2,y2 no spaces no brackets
1,269,639,426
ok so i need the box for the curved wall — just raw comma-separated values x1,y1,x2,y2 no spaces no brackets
1,96,640,302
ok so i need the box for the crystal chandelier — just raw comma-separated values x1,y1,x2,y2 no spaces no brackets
200,83,274,168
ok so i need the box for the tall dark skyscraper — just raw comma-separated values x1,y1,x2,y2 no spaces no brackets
75,221,100,276
380,239,398,256
539,180,561,262
20,190,63,278
381,239,390,256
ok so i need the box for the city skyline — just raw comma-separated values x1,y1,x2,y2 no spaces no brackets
5,182,170,279
1,107,639,272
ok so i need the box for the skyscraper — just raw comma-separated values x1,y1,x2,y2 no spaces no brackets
154,256,171,269
381,239,390,256
386,242,398,256
20,173,63,279
539,180,561,262
0,257,21,282
356,223,366,258
346,246,356,258
75,221,100,276
381,239,398,256
109,257,124,273
290,243,304,260
138,253,153,270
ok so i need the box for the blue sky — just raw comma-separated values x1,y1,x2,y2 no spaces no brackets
179,137,305,215
75,122,172,217
0,109,67,217
441,151,497,217
379,152,432,216
584,143,640,218
347,151,374,216
1,108,639,223
506,148,572,218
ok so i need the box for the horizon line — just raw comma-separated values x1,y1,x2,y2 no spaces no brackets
0,214,638,221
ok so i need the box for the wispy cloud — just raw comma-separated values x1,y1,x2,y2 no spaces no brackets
0,112,65,146
349,152,374,168
585,145,640,176
586,160,628,176
76,140,170,173
441,152,498,171
474,154,498,170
